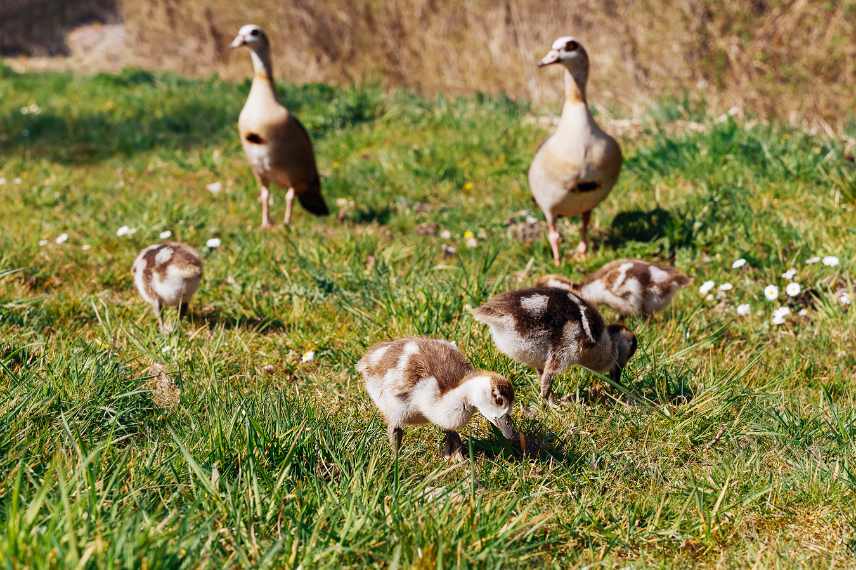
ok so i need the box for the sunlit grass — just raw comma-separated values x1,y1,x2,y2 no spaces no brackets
1,64,855,567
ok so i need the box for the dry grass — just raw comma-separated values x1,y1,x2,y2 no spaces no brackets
118,0,856,128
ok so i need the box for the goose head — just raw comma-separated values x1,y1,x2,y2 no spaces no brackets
538,36,590,81
230,24,270,51
466,373,517,439
606,324,637,382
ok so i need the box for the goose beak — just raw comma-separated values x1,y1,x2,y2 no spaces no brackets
490,414,517,440
230,34,245,49
538,50,560,68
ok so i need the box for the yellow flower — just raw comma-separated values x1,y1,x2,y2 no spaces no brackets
463,182,473,191
463,230,474,239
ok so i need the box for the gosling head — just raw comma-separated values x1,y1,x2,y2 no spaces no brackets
607,324,638,382
467,373,517,440
230,24,269,51
538,36,590,78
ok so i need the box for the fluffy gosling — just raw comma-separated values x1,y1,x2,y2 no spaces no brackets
358,337,517,459
473,287,637,402
132,242,203,332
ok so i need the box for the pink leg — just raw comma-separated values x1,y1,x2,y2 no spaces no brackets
259,183,272,229
575,211,591,256
547,220,561,266
284,188,295,226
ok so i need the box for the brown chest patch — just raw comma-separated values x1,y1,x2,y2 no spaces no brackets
573,181,600,193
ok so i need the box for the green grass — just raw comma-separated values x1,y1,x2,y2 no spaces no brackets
1,63,855,568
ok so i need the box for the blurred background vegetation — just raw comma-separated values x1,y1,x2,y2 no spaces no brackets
3,0,855,127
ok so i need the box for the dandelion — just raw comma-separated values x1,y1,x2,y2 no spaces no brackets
463,230,475,240
718,283,733,292
38,239,48,246
439,229,452,240
771,306,790,325
699,280,715,295
785,282,801,297
55,233,68,245
764,285,779,301
736,304,751,316
805,256,820,264
822,256,839,267
206,181,222,194
159,230,172,239
206,238,221,249
781,268,797,280
116,225,137,237
462,182,474,192
731,258,747,269
301,350,315,363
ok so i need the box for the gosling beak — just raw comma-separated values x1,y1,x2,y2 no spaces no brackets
230,34,244,49
538,50,560,68
490,414,517,440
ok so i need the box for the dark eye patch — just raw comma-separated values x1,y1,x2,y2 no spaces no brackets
250,29,260,37
565,40,579,52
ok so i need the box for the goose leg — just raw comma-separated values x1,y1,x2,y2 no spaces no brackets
284,187,295,226
258,176,273,229
576,210,591,256
153,300,167,334
547,218,562,266
442,431,464,461
388,426,404,454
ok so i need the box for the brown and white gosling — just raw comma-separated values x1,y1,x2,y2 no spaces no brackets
472,287,636,402
358,337,517,459
535,259,691,318
132,242,203,332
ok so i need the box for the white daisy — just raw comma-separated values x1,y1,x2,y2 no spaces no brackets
38,239,48,246
764,285,779,301
805,256,821,264
798,309,808,316
55,233,69,245
771,306,790,325
0,177,6,185
781,268,797,280
718,283,733,292
159,230,173,239
731,258,747,269
81,244,92,251
116,225,136,237
736,304,751,316
699,280,715,295
822,256,839,267
301,350,315,363
13,177,22,185
839,292,851,306
206,238,221,249
465,237,478,248
439,229,452,240
785,282,801,297
206,181,222,194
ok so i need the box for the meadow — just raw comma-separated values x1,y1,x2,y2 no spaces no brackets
1,64,855,567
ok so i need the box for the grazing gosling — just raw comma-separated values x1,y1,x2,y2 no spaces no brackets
358,337,517,459
472,287,636,402
132,242,203,332
535,259,691,317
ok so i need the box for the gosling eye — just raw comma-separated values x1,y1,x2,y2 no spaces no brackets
565,40,579,52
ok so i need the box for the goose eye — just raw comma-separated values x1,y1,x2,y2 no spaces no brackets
565,40,579,52
250,29,260,37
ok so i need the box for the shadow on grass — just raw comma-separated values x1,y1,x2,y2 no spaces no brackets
607,207,674,247
463,429,580,464
191,309,287,334
343,206,393,225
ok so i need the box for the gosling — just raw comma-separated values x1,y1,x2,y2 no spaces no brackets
358,337,517,459
535,259,691,317
472,287,637,402
132,242,203,332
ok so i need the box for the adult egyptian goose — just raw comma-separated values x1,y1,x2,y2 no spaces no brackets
535,260,692,317
472,287,636,401
132,242,203,332
529,36,622,264
231,25,329,228
358,337,517,459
